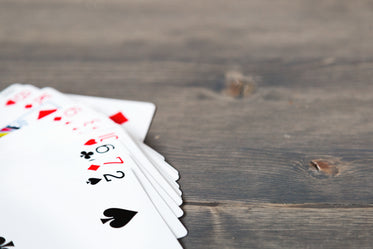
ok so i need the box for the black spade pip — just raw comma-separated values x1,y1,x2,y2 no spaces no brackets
101,208,137,228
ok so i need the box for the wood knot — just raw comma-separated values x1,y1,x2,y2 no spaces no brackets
223,71,256,98
310,159,339,176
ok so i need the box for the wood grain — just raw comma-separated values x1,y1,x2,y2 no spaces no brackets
0,0,373,248
182,203,373,249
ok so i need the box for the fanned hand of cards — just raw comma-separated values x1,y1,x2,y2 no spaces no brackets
0,84,187,249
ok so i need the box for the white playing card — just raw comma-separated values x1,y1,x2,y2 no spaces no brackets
0,84,41,128
0,85,187,239
41,102,185,218
0,86,76,137
0,83,26,97
68,94,156,142
78,133,186,238
2,91,186,237
65,108,184,206
132,138,181,195
1,86,180,189
34,89,183,205
40,89,182,203
140,143,180,181
0,124,183,248
70,94,181,186
0,87,181,199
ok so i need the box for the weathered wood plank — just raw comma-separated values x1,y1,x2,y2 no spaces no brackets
182,203,373,249
0,0,372,61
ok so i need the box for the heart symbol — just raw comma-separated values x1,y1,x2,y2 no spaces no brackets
85,139,97,146
5,100,16,106
101,208,137,228
86,178,102,185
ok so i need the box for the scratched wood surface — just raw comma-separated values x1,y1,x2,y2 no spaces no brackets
1,0,373,248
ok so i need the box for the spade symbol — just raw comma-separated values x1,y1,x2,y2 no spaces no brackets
87,178,102,185
0,237,15,248
101,208,137,228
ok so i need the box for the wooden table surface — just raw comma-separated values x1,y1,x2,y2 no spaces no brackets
1,0,373,248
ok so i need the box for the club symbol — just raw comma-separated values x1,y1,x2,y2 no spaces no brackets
101,208,137,228
80,151,94,159
0,237,15,248
87,178,102,185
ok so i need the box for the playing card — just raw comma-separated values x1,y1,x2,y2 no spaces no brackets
58,105,184,206
38,102,185,217
0,84,187,245
6,87,183,204
1,92,186,236
140,143,180,182
0,84,180,184
0,124,184,248
0,84,41,129
69,94,156,142
1,86,180,187
0,86,76,137
23,89,183,203
79,134,186,237
70,94,181,185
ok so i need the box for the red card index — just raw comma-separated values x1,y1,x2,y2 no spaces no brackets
37,109,57,120
109,112,128,125
6,100,16,106
88,165,100,171
85,139,97,146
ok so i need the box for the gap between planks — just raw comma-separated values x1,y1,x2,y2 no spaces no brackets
184,201,373,209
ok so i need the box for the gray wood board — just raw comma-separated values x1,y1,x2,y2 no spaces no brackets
1,0,373,248
183,203,373,249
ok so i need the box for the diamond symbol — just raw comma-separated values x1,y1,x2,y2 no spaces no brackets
109,112,128,125
88,164,100,171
